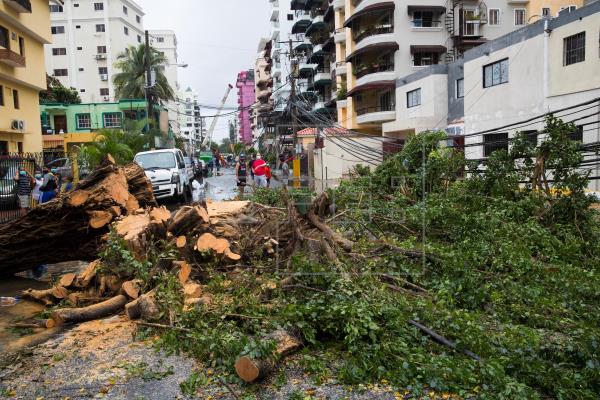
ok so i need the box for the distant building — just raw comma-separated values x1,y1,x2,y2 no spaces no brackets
236,70,255,145
149,29,180,135
253,38,273,143
44,0,145,103
177,87,202,154
1,0,58,153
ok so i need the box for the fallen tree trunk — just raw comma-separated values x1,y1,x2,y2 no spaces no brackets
50,294,128,326
168,206,210,236
124,290,159,320
0,157,156,276
22,286,69,306
235,330,302,383
306,210,353,252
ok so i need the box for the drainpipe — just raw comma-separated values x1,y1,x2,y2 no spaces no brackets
542,18,550,113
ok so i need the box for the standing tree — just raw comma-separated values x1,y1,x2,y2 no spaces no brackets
40,75,82,104
112,44,175,103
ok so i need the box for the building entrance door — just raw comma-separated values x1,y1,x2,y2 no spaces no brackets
54,115,67,134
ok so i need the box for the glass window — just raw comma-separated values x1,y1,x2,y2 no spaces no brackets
483,58,508,88
406,88,421,108
542,8,551,17
456,78,464,98
13,89,19,109
103,113,122,128
413,52,440,66
563,32,585,66
514,9,526,26
51,26,65,34
124,26,129,35
123,5,128,14
98,67,108,74
413,11,435,27
0,85,4,106
137,35,142,43
96,24,105,33
156,37,165,43
484,133,508,156
0,25,8,49
136,15,141,23
76,114,91,129
489,9,500,26
134,152,177,169
49,4,63,12
94,2,103,11
52,48,67,56
100,88,109,96
53,69,68,76
570,125,583,142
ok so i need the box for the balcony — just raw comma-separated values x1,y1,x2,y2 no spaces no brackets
292,12,312,34
306,15,326,36
0,48,26,67
294,36,313,52
356,104,396,125
334,28,346,43
270,7,279,21
353,24,393,44
313,71,332,86
3,0,32,13
335,61,347,75
333,0,344,10
299,61,317,76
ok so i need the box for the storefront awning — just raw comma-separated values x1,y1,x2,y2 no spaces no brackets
344,2,395,27
346,42,399,63
409,45,447,53
407,5,446,14
347,81,395,97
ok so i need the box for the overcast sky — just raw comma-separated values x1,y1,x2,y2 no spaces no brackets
141,0,271,142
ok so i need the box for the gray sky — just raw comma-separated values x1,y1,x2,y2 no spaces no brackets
141,0,271,142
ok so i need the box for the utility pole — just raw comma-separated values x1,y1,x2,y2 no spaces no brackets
289,39,300,186
145,30,154,139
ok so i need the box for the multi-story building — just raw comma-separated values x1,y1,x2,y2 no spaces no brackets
150,29,180,135
44,0,145,103
269,0,294,113
177,87,202,154
253,38,274,143
236,69,255,145
1,0,58,153
381,1,600,189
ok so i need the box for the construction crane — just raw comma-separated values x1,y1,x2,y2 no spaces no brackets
201,83,234,149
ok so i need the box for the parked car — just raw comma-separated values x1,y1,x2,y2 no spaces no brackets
46,158,90,180
134,149,190,201
0,162,19,208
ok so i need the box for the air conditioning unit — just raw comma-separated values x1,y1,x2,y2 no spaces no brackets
100,74,108,81
95,54,107,60
11,120,25,131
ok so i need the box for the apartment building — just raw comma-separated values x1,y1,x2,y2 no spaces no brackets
236,70,255,145
44,0,145,103
177,87,202,154
252,38,273,143
269,0,294,113
150,29,180,135
382,1,600,189
1,0,57,153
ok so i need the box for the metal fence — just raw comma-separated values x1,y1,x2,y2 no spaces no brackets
0,153,45,224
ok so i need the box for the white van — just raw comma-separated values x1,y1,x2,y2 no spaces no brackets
134,149,190,201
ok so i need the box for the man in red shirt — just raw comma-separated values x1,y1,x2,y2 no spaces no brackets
252,154,268,188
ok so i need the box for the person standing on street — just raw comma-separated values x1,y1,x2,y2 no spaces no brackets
40,167,58,203
252,154,268,188
13,167,34,214
281,157,290,187
249,153,256,183
235,154,248,198
32,171,43,206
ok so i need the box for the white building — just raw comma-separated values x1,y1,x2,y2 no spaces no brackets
149,29,180,134
44,0,145,103
269,0,294,112
177,87,203,155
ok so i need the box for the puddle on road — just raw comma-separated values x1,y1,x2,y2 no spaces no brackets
0,261,88,357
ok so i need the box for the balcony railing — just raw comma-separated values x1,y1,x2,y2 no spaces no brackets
0,48,26,67
353,25,393,44
412,20,442,28
3,0,32,13
356,104,394,116
354,63,394,79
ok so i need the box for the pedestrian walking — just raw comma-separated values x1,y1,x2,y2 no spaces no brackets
252,154,268,188
249,153,256,182
190,177,204,203
40,167,58,204
235,154,248,198
281,157,290,187
13,167,34,214
265,164,272,188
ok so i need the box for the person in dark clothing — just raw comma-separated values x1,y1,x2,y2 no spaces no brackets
249,153,257,182
13,167,34,213
235,154,248,198
40,167,58,203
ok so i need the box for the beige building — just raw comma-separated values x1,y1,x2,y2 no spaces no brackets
1,0,58,153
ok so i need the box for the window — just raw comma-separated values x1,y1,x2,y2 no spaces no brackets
412,11,437,28
124,26,129,35
542,8,551,17
77,46,83,50
489,9,500,26
78,68,84,71
51,26,65,34
137,35,142,43
49,4,63,12
97,45,107,54
53,69,68,76
52,48,67,56
18,37,24,56
80,89,85,92
456,78,464,98
0,25,8,49
76,25,81,29
98,67,108,74
570,125,583,142
136,15,141,23
483,58,508,87
563,32,585,66
103,113,122,128
0,85,4,106
484,133,508,156
76,114,91,129
406,88,421,108
123,5,128,14
558,5,577,16
94,2,104,11
413,52,440,66
74,3,79,7
514,9,526,26
379,90,394,111
156,37,165,43
96,24,105,33
287,13,294,21
100,88,109,96
13,89,19,109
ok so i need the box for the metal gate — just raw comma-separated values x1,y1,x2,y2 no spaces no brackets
0,153,44,224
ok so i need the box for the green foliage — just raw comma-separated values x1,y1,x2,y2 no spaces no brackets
114,361,174,381
179,371,210,396
99,230,152,282
83,128,147,167
40,74,81,104
250,188,285,207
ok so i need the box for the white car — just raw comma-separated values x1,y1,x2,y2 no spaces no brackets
134,149,190,201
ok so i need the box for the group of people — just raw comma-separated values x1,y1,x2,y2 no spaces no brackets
13,166,73,213
234,153,274,195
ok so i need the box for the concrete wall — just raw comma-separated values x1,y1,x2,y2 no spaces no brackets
313,135,381,182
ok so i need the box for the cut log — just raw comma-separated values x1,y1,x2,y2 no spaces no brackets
196,233,230,255
183,282,202,299
59,273,77,288
121,280,143,299
224,248,241,261
22,286,69,306
235,330,302,383
75,260,100,288
0,157,156,276
149,206,172,236
168,205,210,236
306,210,353,252
173,261,191,284
51,295,127,326
176,236,187,249
125,194,140,214
125,291,159,320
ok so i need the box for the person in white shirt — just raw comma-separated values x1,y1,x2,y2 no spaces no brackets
191,177,204,203
32,171,43,205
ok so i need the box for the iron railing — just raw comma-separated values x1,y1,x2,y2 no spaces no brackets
356,104,395,116
355,63,394,79
0,153,44,224
353,25,394,44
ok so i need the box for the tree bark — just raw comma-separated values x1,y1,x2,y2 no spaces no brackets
51,295,128,326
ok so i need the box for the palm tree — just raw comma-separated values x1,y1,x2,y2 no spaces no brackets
113,44,175,102
85,130,135,167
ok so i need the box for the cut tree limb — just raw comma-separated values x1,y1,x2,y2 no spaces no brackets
59,273,77,288
121,280,143,299
22,286,69,306
51,295,127,326
409,319,481,361
125,290,159,320
235,329,302,383
168,206,210,236
306,210,353,252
